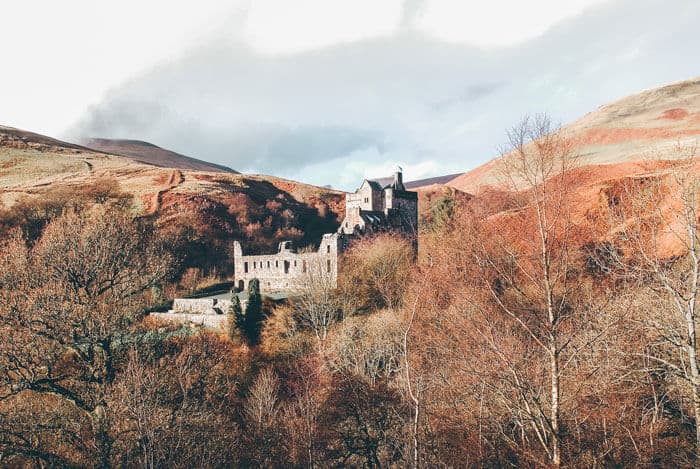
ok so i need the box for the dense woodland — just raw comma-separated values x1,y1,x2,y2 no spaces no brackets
3,116,700,467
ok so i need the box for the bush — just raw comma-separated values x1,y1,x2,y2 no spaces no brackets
339,234,414,312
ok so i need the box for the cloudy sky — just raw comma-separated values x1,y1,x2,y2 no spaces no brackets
2,0,699,189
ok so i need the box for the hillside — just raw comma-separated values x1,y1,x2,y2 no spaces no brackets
0,125,345,277
450,77,700,193
81,138,238,173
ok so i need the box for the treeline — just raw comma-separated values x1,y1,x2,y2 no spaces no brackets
2,115,700,467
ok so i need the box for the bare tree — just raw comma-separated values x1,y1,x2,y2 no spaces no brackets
281,358,325,468
294,256,343,344
110,350,165,469
340,235,414,312
469,114,618,466
325,311,404,386
245,368,280,432
0,206,175,466
243,367,285,466
606,143,700,462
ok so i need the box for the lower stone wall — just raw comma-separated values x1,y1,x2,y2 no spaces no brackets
172,298,232,315
150,312,228,329
148,297,238,329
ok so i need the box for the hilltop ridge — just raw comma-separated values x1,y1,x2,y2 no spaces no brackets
448,77,700,193
81,137,239,174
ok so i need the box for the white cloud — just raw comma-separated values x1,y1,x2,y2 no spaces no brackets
243,0,404,54
415,0,612,47
0,0,240,134
0,0,617,137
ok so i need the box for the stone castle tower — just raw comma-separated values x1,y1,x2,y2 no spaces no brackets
233,168,417,293
338,167,418,239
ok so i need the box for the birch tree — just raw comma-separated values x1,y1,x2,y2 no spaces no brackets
606,144,700,463
472,114,615,466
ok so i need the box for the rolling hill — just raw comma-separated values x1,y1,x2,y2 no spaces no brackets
448,77,700,193
81,138,239,174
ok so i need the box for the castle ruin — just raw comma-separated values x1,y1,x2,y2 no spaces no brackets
233,168,418,293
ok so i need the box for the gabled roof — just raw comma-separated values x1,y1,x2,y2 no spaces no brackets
362,179,384,192
367,176,393,189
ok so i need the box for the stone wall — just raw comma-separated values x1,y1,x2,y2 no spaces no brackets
390,191,418,235
148,297,240,329
150,312,229,329
233,233,340,292
172,298,232,315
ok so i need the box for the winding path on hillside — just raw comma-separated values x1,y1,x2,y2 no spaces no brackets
149,169,184,214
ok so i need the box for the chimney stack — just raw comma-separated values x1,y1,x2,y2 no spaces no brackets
392,165,405,191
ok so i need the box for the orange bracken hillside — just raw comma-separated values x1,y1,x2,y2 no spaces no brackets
448,77,700,194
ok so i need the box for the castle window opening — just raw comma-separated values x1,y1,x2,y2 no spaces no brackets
303,260,307,273
284,260,290,274
327,245,330,254
364,197,369,203
276,260,278,268
294,260,297,267
267,261,270,268
238,279,244,290
244,262,248,273
327,259,331,273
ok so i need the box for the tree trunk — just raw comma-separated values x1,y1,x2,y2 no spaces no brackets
691,373,700,468
550,342,561,467
686,329,700,466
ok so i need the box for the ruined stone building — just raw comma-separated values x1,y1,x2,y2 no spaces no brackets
233,234,342,292
233,168,417,293
338,168,418,239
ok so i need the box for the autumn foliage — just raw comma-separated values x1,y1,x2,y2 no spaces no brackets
3,127,700,467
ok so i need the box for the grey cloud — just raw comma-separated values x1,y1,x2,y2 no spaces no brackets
431,82,504,112
67,0,700,189
76,96,384,174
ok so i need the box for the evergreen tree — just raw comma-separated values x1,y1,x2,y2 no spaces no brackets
228,290,244,341
243,278,263,344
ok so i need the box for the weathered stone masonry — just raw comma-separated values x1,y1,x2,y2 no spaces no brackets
233,233,341,292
